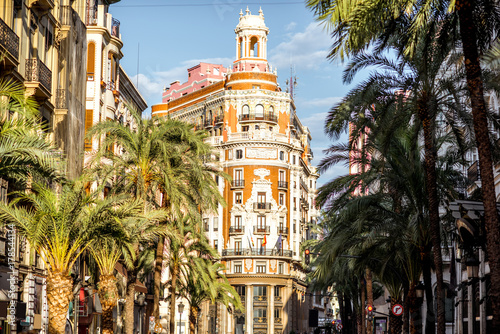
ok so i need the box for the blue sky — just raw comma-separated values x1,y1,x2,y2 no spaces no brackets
109,0,360,185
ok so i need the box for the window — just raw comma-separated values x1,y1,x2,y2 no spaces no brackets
278,262,283,274
292,155,296,165
236,149,243,159
255,104,264,117
269,126,273,131
252,85,261,89
87,42,95,80
250,36,259,57
257,215,266,229
235,216,242,229
235,285,246,297
235,239,242,255
108,52,117,84
214,240,218,249
274,308,281,319
235,192,243,204
213,217,219,231
257,192,266,205
294,198,297,210
256,262,266,273
242,105,250,115
254,286,267,297
279,151,285,161
293,220,296,233
228,149,233,159
234,262,242,273
254,307,267,319
242,125,249,132
279,193,285,206
203,218,209,231
84,110,93,151
274,286,281,298
0,179,8,203
279,217,285,232
255,125,260,130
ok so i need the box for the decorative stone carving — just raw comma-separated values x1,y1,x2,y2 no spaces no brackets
247,148,276,159
254,168,270,179
270,259,277,271
245,258,252,271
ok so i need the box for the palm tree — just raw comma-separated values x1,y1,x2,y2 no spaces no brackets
162,218,216,334
306,0,500,329
180,262,243,334
0,79,62,184
89,240,123,334
0,181,145,334
86,109,225,326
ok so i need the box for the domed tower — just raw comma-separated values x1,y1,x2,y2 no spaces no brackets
233,7,271,74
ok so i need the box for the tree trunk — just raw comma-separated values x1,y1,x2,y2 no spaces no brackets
189,304,198,334
402,284,409,334
408,283,422,334
366,268,373,334
389,297,403,334
47,271,73,334
456,0,500,332
417,98,445,334
360,276,365,334
98,274,119,334
421,250,435,334
169,265,179,334
124,269,138,334
153,237,165,319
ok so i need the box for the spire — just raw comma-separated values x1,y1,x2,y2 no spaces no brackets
259,7,263,18
245,6,250,15
239,9,243,19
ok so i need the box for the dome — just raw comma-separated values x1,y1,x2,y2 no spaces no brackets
235,7,268,33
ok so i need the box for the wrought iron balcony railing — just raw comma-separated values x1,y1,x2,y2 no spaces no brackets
277,227,288,235
221,248,293,258
253,296,267,303
0,17,19,60
229,226,244,234
254,226,270,234
231,179,245,188
253,202,271,210
467,160,480,183
25,58,52,93
277,181,288,189
214,115,224,124
238,113,278,123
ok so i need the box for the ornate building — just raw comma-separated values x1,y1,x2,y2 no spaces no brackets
152,9,320,334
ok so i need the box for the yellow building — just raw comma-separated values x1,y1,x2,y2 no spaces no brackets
152,9,320,334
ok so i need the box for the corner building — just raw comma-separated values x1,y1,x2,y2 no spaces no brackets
152,9,319,334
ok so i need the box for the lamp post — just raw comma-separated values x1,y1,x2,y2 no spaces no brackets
178,301,185,334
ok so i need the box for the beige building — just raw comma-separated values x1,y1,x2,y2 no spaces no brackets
152,9,323,334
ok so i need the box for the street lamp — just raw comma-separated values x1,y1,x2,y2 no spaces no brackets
465,254,480,279
415,282,425,299
178,301,185,334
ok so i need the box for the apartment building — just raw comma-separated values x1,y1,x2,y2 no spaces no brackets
152,9,320,334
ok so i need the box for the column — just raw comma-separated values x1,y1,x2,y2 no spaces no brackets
246,284,253,334
270,284,275,334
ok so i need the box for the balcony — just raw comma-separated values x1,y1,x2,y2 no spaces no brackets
0,17,19,69
239,113,278,124
214,114,224,124
204,118,213,128
277,181,288,190
60,5,76,26
221,248,292,258
253,296,267,303
29,0,54,11
274,317,282,324
254,226,270,234
85,2,98,26
277,227,288,235
254,202,271,211
274,296,282,303
25,58,52,99
231,179,245,189
229,226,244,235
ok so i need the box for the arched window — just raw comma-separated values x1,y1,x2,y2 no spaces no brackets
255,104,264,118
250,36,259,57
239,37,244,58
87,42,95,80
269,106,274,115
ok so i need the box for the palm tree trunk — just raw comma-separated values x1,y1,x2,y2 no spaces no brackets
417,98,445,334
456,1,500,332
169,265,179,334
98,274,119,334
47,271,73,334
124,269,138,334
360,276,365,334
403,284,409,334
189,304,198,334
389,297,403,334
366,268,373,334
421,250,435,334
153,236,164,319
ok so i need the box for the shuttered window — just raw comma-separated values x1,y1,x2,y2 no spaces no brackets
84,110,93,151
87,42,95,80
